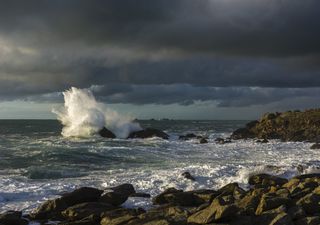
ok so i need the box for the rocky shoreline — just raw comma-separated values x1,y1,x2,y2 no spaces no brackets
231,109,320,143
2,173,320,225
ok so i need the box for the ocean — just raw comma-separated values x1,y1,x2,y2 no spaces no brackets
0,119,319,213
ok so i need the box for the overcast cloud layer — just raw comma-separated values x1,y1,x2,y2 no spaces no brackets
0,0,320,111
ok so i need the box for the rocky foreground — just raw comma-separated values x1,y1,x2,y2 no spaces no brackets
3,173,320,225
231,109,320,142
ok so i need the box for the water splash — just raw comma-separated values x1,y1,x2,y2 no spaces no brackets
52,87,141,138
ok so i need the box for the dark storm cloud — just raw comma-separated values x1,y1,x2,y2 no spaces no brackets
0,0,320,107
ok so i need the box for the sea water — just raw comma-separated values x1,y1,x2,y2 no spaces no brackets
0,119,319,213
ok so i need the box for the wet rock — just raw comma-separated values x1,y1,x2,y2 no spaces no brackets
152,188,183,205
30,198,68,220
249,174,288,187
255,193,293,215
99,127,116,138
62,202,116,221
310,143,320,149
215,137,225,144
128,128,169,139
179,133,197,140
296,193,320,215
107,183,136,197
130,193,151,198
199,138,208,144
153,191,205,207
268,212,293,225
99,192,128,206
181,171,195,181
61,187,104,206
295,216,320,225
58,214,100,225
236,193,261,216
0,211,28,225
100,208,144,225
187,195,238,224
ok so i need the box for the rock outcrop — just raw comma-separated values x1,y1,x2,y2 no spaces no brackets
231,109,320,142
128,128,169,139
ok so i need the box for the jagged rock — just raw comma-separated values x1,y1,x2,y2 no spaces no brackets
62,202,115,221
30,198,68,220
296,193,320,215
249,174,288,187
255,194,293,215
236,193,261,216
128,128,169,139
100,208,144,225
152,188,182,205
99,127,116,138
107,183,136,197
295,216,320,225
58,214,100,225
153,190,205,207
268,212,293,225
231,109,320,142
181,171,195,181
0,211,28,225
187,195,238,224
99,192,128,206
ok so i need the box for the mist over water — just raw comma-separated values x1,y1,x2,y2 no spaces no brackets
52,87,141,138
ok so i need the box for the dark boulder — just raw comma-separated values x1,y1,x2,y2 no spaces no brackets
62,202,116,221
249,174,288,187
107,183,136,197
99,192,128,206
188,195,239,224
179,133,197,140
99,127,116,138
231,127,255,140
310,143,320,149
61,187,104,206
0,211,28,225
199,138,208,144
30,198,68,220
130,192,151,198
128,128,169,139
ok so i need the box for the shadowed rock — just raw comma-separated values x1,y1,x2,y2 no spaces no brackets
99,127,116,138
128,128,169,139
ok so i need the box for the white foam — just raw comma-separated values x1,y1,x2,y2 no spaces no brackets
52,87,141,138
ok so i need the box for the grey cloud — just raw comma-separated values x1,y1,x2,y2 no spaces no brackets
0,0,319,109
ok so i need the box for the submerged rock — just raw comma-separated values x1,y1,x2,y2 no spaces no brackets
231,109,320,142
128,128,169,139
199,138,208,144
99,127,116,138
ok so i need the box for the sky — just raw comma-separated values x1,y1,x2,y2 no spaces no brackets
0,0,319,119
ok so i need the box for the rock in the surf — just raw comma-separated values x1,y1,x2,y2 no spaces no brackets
99,127,116,138
128,128,169,139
